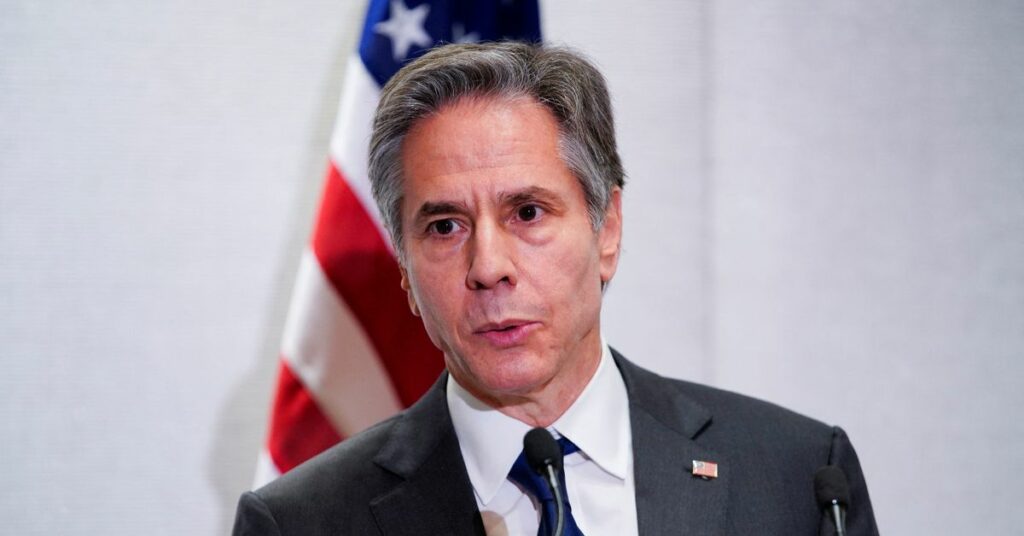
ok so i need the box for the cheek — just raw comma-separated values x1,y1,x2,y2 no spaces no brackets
407,270,461,340
523,237,603,309
542,231,601,279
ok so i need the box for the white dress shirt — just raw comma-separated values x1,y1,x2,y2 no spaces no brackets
446,342,639,536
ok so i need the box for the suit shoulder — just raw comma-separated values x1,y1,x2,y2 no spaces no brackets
666,375,838,452
247,414,403,528
677,376,827,427
618,353,830,435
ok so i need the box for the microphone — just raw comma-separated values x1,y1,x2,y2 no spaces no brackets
814,465,851,536
523,427,565,536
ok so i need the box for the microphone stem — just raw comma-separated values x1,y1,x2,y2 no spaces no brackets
831,503,846,536
544,464,565,536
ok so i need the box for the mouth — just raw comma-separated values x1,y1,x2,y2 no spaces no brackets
473,320,540,347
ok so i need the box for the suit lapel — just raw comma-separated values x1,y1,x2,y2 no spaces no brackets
369,374,485,536
614,350,731,536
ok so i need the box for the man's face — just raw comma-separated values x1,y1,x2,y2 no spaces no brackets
398,96,622,408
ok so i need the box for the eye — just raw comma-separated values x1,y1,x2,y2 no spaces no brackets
429,218,459,235
517,204,541,222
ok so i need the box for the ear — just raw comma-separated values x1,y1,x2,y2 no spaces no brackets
398,264,421,317
598,187,623,284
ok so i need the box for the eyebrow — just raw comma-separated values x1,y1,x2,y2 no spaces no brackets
497,186,564,208
412,200,471,227
411,186,566,226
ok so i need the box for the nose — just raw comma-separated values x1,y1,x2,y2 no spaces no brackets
466,220,517,290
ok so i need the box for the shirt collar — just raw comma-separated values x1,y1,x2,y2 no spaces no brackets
551,343,631,480
446,341,631,505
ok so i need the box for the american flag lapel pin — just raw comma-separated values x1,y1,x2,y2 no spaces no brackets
692,460,719,479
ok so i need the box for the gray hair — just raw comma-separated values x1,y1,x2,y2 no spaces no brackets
368,42,625,257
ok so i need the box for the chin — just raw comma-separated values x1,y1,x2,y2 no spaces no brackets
463,348,553,397
482,371,548,396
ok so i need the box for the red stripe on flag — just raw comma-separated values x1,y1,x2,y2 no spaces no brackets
266,358,343,473
312,163,445,406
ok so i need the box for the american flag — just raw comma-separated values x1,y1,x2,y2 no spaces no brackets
692,460,719,479
254,0,542,485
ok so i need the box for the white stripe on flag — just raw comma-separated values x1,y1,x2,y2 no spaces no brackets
252,447,281,489
329,55,393,253
281,249,403,436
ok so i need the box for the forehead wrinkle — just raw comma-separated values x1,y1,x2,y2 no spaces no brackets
403,97,559,176
411,137,537,176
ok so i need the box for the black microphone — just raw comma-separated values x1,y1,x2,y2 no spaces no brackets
523,427,564,536
814,465,851,536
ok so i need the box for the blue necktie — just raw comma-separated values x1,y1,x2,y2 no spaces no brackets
508,436,585,536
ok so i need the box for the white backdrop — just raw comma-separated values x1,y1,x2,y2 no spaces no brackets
2,1,1022,534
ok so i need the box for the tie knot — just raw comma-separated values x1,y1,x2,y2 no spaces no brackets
507,434,586,535
508,435,581,502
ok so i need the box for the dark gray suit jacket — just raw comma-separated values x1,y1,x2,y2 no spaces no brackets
233,351,879,535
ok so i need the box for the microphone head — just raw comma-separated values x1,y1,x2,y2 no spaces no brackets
523,427,563,474
814,465,851,508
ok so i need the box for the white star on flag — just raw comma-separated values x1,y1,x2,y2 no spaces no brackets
374,0,432,61
452,22,480,44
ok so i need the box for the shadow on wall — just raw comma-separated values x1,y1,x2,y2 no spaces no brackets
204,23,357,536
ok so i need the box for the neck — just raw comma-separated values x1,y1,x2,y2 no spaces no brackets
454,336,604,428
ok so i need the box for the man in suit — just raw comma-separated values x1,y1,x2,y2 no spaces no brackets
234,42,879,535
